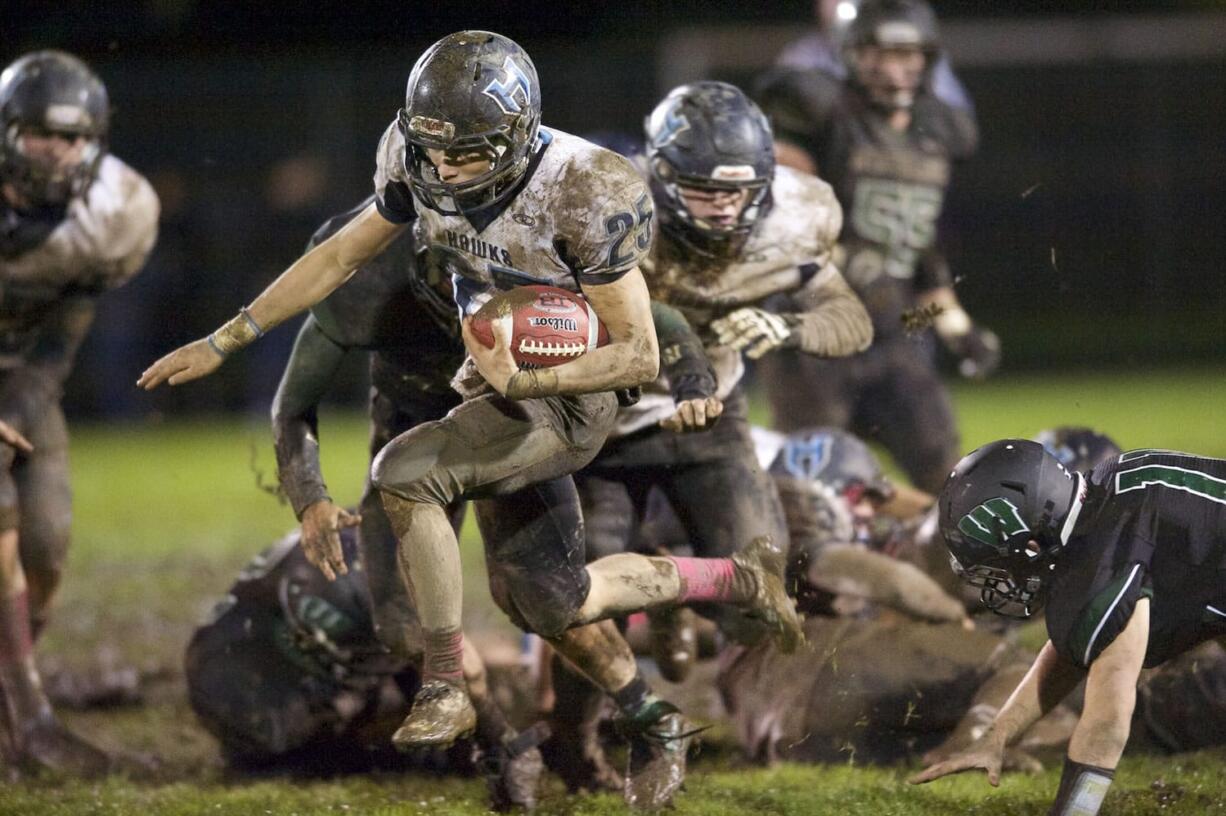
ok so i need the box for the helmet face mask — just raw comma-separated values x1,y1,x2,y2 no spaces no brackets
645,81,774,259
0,51,110,207
842,0,940,112
939,439,1085,620
399,32,541,217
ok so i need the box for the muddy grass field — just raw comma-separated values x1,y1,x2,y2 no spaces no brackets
6,367,1224,815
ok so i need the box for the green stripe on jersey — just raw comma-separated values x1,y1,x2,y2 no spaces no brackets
1116,465,1226,506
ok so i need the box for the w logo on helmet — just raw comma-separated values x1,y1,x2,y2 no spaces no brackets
957,498,1029,549
484,56,532,115
781,434,831,481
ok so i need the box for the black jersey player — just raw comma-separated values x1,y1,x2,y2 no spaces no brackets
913,440,1226,816
754,0,996,493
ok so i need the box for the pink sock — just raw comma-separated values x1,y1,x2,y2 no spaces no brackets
423,627,464,684
668,557,738,603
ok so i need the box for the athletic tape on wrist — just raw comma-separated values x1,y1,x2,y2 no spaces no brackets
1051,757,1114,816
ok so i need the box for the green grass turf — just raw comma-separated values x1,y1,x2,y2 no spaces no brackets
7,364,1224,814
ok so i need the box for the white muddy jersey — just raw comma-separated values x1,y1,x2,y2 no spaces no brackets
1,154,159,294
0,155,159,367
615,164,843,435
373,123,652,318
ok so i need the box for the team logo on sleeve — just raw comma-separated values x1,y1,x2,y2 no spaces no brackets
484,57,532,115
781,434,831,481
957,498,1030,549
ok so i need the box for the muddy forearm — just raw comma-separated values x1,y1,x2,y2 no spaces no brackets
271,318,347,518
809,546,966,622
651,301,716,401
985,642,1086,750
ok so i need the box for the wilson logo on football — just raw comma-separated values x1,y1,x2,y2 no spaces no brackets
527,316,579,333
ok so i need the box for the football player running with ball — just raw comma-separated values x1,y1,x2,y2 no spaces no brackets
0,51,159,774
912,440,1226,816
140,32,801,804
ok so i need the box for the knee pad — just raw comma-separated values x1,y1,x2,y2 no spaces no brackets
370,421,452,505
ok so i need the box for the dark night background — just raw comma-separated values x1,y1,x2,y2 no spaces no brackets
4,1,1224,416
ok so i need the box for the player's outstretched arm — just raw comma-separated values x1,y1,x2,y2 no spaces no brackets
138,203,404,389
910,639,1085,786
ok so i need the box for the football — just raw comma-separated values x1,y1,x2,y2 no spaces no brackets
468,285,609,368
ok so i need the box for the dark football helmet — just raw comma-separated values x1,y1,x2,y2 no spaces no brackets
1034,426,1122,473
938,439,1084,618
769,427,893,503
398,31,541,216
0,50,109,206
644,81,774,258
842,0,940,110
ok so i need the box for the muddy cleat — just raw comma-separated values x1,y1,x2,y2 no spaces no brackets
392,680,477,750
648,607,698,684
482,722,550,812
732,536,804,653
618,700,701,810
14,713,112,777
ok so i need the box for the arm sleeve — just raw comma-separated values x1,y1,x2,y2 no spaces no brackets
372,121,418,225
563,151,654,286
0,297,96,420
914,246,955,293
809,545,969,623
786,262,873,357
271,315,349,518
1054,564,1147,669
651,301,716,402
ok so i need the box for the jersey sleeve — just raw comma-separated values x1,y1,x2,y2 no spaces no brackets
1049,563,1149,668
372,121,418,224
556,147,654,286
57,156,159,293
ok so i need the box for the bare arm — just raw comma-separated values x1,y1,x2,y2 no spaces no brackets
911,638,1086,786
138,203,404,389
808,545,967,624
466,268,660,399
1068,598,1148,768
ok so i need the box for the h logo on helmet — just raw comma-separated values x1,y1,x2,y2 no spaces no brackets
483,56,532,115
957,498,1029,549
652,106,690,148
781,434,831,481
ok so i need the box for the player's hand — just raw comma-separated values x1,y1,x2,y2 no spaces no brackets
908,737,1005,787
301,500,361,582
710,307,794,360
461,315,518,396
659,396,723,433
0,420,33,455
137,338,225,390
945,325,1001,380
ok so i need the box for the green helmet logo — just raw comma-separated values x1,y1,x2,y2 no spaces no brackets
957,497,1029,549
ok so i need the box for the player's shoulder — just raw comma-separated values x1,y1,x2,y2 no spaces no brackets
912,93,978,159
77,154,160,243
761,165,842,245
543,128,649,199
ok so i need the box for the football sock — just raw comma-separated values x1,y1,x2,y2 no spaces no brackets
667,556,745,604
0,590,51,725
422,626,465,685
